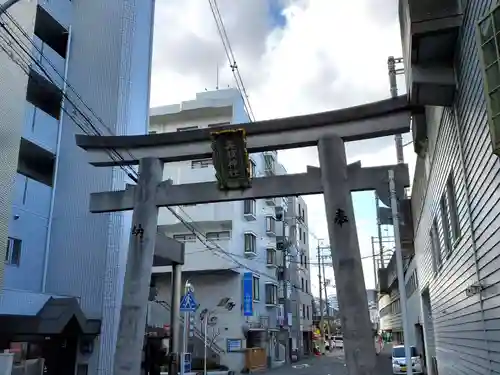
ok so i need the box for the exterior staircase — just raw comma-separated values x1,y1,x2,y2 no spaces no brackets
151,300,225,362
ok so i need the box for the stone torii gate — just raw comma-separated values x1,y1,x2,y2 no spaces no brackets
76,95,413,375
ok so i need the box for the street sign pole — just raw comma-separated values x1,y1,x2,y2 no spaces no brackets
180,282,197,375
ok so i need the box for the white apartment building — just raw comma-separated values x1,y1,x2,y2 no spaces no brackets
147,89,292,371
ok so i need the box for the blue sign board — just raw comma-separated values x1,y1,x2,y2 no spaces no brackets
183,353,191,374
180,290,198,312
242,272,253,316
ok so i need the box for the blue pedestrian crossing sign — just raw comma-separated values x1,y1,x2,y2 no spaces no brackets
180,290,198,312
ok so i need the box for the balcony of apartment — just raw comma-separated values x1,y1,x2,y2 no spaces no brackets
265,215,276,237
263,151,277,176
154,222,239,274
264,197,277,206
399,0,463,155
23,62,63,153
266,247,278,269
158,201,235,226
149,95,233,126
31,3,69,85
35,0,72,30
243,231,258,258
243,199,257,221
264,282,279,308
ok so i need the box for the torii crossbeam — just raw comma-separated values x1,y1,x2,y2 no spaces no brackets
76,96,416,375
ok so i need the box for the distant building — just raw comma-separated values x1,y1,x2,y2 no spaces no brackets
147,89,313,370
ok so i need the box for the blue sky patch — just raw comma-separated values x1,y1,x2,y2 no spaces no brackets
269,0,287,28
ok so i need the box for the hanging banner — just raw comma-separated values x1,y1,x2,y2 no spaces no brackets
242,272,253,316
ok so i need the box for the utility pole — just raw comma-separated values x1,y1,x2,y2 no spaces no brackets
281,214,291,362
371,237,378,288
388,56,405,165
389,170,413,375
317,241,325,354
321,252,331,347
376,194,385,268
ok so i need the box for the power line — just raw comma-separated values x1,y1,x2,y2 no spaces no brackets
0,11,389,287
207,0,256,122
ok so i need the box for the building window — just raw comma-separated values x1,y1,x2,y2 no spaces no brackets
244,199,256,216
306,305,310,319
304,256,308,269
478,7,500,154
191,159,212,168
301,304,305,319
303,229,306,244
440,194,452,256
446,173,460,242
265,216,276,233
253,275,260,301
244,233,257,254
249,159,256,178
5,237,21,266
173,233,196,243
265,283,278,305
430,218,441,273
305,281,309,293
206,231,230,241
301,278,304,291
299,227,302,241
266,248,276,266
177,126,199,131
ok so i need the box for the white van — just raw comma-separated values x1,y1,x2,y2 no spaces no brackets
391,345,423,374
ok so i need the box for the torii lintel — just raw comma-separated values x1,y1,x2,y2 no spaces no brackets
89,163,409,213
76,95,416,167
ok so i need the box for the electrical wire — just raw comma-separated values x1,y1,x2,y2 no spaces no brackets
207,0,256,122
0,13,284,283
0,11,386,286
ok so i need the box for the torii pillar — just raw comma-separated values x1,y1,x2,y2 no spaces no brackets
318,135,377,375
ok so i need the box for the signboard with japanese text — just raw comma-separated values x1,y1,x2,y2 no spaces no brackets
211,129,251,190
242,272,253,316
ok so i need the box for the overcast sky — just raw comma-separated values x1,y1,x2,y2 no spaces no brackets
150,0,417,295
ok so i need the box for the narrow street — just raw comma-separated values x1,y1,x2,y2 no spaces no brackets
268,350,392,375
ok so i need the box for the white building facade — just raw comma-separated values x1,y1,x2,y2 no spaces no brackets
148,89,292,371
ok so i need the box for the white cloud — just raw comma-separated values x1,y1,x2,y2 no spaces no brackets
151,0,414,293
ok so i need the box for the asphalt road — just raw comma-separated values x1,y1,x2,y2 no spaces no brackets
268,350,392,375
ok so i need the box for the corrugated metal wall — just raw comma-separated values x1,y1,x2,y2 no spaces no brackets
413,1,500,374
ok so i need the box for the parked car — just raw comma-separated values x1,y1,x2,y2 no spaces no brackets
392,345,423,374
333,336,343,349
